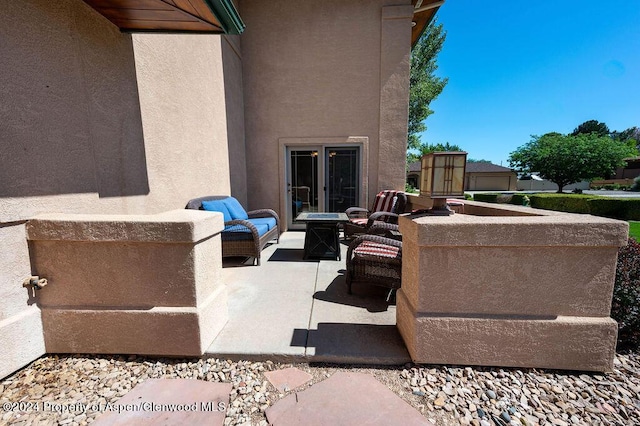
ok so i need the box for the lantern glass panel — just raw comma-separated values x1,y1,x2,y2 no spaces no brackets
420,155,434,197
420,152,467,198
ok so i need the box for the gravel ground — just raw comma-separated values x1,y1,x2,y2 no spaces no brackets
1,353,640,426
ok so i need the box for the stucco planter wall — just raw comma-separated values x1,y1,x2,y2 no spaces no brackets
397,200,628,372
26,210,227,357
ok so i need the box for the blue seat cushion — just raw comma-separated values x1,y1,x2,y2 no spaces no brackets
222,197,249,220
223,222,269,240
201,199,232,223
248,217,277,231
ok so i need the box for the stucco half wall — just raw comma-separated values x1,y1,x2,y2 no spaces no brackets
27,210,228,356
1,0,234,378
397,201,628,372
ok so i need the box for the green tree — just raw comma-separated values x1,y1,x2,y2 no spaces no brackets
407,142,462,163
612,126,640,151
408,20,448,151
571,120,610,137
509,133,637,193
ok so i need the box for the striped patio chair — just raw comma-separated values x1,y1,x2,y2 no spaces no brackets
346,223,402,301
343,190,407,239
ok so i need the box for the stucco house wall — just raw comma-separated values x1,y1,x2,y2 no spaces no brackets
222,35,249,207
1,0,232,378
239,0,413,216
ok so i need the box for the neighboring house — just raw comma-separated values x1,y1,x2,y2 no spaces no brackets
1,0,442,377
407,161,422,189
465,162,517,191
615,157,640,180
407,161,518,191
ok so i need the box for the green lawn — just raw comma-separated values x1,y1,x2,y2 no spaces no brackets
630,221,640,241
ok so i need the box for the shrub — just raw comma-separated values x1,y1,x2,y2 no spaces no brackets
510,194,530,206
572,188,583,194
464,193,473,200
630,222,640,241
588,199,640,221
528,194,597,214
473,193,499,203
631,176,640,192
405,183,419,194
612,238,640,351
604,184,621,190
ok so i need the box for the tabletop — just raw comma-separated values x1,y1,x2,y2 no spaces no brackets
295,212,349,223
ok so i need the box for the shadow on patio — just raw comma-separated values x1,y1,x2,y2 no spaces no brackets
205,231,410,365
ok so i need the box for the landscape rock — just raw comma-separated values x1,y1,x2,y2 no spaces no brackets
1,353,640,425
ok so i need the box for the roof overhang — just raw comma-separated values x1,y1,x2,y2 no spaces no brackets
411,0,444,46
82,0,245,34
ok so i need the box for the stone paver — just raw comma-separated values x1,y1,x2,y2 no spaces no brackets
264,367,313,392
91,379,231,426
265,371,434,426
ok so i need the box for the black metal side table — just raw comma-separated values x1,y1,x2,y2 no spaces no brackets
295,212,349,260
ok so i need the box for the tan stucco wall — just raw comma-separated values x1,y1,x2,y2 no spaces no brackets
27,210,228,356
0,223,46,379
222,35,249,206
131,33,231,209
397,201,628,371
240,0,412,214
1,1,230,223
1,0,233,377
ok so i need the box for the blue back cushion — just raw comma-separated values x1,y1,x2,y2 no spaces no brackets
201,200,232,223
222,197,249,220
248,217,277,231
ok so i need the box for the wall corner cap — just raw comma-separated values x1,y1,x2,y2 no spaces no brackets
26,210,224,243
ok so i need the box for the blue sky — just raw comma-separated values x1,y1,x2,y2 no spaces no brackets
419,0,640,166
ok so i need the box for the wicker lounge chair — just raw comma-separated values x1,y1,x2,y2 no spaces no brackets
185,196,280,266
343,190,407,239
346,223,402,301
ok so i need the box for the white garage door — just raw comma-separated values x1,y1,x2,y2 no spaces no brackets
475,176,510,191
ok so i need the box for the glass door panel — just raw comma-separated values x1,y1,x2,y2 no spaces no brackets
326,148,359,212
288,149,320,229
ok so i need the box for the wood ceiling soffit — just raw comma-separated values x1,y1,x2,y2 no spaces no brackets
83,0,224,33
411,0,441,46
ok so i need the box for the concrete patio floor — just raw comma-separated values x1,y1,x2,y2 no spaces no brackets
205,231,411,365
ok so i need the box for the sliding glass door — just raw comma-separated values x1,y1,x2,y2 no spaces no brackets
286,146,360,229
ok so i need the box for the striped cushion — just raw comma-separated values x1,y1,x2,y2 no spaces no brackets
354,241,400,259
371,190,401,213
